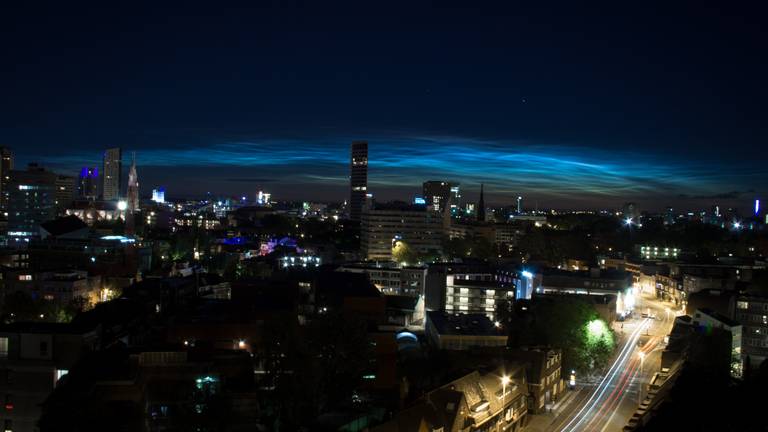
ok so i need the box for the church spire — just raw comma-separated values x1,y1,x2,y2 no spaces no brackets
477,183,486,222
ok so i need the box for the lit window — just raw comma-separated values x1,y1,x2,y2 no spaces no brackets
737,301,749,310
0,338,7,359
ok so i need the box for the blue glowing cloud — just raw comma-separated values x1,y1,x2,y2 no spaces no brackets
37,135,765,205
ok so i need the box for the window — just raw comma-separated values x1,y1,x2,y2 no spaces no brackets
737,301,749,310
17,275,31,281
39,341,48,357
0,339,7,359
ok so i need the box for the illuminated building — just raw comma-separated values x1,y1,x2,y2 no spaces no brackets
360,202,443,261
337,262,427,297
422,180,460,214
77,167,99,200
8,164,57,242
516,195,523,214
102,147,122,201
638,245,680,260
151,187,165,203
349,141,368,221
256,190,271,206
0,146,13,214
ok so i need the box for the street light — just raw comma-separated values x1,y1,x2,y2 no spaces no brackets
624,217,633,227
501,375,511,422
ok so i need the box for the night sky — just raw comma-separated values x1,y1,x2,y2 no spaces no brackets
2,2,767,210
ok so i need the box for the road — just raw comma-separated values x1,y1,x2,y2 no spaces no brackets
530,290,678,432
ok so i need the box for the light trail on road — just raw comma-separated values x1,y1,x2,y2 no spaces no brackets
558,318,651,432
584,336,660,432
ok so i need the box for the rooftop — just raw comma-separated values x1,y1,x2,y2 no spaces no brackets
427,311,504,337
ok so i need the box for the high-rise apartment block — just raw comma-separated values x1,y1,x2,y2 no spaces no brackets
102,147,122,201
349,141,368,221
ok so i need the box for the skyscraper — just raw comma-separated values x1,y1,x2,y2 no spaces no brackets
423,181,460,214
78,167,99,200
477,184,486,222
102,147,122,201
349,141,368,221
55,175,76,213
0,147,14,215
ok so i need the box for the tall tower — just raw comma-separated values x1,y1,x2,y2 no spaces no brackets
127,153,139,212
0,147,14,215
103,147,122,201
349,141,368,221
477,184,486,222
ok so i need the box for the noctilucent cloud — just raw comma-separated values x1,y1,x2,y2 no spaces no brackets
33,135,763,208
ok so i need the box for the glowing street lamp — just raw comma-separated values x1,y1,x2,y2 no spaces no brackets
624,217,633,227
501,375,511,421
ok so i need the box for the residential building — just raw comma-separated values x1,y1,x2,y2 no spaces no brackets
425,311,507,350
444,276,510,319
360,203,443,261
349,141,368,221
372,364,528,432
507,347,565,413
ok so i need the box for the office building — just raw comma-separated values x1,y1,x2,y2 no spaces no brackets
151,187,165,203
77,167,99,200
0,147,13,214
422,180,460,214
54,175,76,213
8,164,57,242
102,147,122,201
360,202,443,261
349,141,368,221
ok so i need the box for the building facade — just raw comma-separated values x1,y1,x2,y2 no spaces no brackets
8,165,57,243
102,147,122,201
360,204,443,261
733,295,768,369
349,141,368,221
